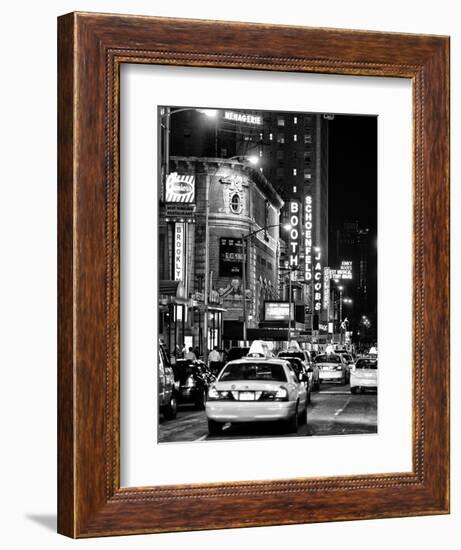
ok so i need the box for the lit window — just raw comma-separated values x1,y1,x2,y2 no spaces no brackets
293,116,298,124
293,186,297,193
269,133,273,140
259,149,263,157
277,133,285,144
293,134,297,142
277,116,285,126
304,169,311,179
293,168,297,176
304,134,312,144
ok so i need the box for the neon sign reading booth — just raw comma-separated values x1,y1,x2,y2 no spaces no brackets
304,196,313,280
289,201,300,267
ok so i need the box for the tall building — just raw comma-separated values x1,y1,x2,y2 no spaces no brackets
331,221,376,337
165,106,331,343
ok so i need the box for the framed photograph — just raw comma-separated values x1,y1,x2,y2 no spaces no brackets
58,12,450,537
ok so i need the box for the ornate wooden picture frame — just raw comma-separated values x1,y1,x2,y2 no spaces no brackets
57,12,450,537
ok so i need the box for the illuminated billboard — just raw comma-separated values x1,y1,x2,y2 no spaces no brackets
165,172,195,203
264,301,294,321
330,260,353,280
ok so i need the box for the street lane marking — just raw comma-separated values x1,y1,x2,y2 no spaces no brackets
334,396,352,417
195,434,208,441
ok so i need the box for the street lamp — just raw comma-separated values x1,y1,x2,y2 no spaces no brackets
160,107,218,190
228,155,259,165
241,223,291,343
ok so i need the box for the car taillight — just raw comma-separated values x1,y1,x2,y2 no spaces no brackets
275,386,289,401
207,386,232,401
258,387,288,402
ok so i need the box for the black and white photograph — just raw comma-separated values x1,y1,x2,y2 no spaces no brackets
157,106,377,443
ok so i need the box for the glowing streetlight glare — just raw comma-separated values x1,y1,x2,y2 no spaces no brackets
282,223,292,231
314,246,321,252
338,285,344,291
247,155,259,165
198,108,218,118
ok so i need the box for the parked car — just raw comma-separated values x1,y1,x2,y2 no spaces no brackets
350,357,378,393
158,343,177,419
278,349,320,390
206,341,308,434
314,353,347,385
172,359,215,409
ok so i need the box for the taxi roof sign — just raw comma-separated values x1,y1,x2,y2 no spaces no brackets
247,340,273,358
287,340,301,351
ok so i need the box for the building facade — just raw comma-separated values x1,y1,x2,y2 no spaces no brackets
158,156,284,355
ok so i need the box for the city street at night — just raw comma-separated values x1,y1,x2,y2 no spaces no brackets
157,105,378,443
158,383,377,443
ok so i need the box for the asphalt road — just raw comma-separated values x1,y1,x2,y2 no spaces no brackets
158,383,377,443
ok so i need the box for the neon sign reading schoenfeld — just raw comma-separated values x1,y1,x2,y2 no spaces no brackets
304,196,312,280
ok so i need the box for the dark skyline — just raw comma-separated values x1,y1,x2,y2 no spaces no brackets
328,114,377,236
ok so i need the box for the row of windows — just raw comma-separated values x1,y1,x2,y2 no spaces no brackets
274,150,312,162
273,167,312,179
276,115,313,127
267,133,312,144
257,256,273,270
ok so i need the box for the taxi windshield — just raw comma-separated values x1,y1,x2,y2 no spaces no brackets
219,362,287,382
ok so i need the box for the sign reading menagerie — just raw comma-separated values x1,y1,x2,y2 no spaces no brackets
224,111,262,125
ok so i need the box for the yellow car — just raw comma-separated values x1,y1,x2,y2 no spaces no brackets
205,357,308,435
350,357,378,393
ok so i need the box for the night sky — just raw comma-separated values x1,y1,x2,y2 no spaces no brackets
328,114,377,236
328,114,378,319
